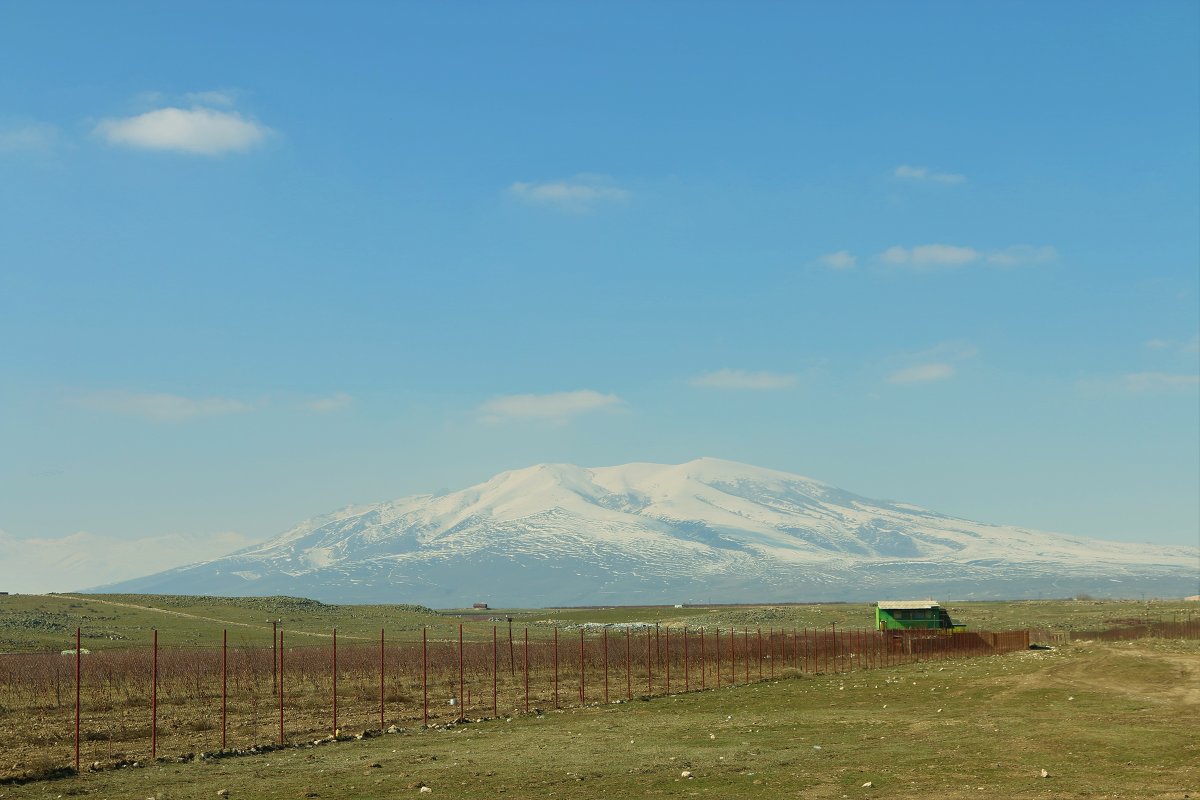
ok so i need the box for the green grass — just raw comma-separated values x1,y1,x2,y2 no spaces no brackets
0,638,1194,799
2,593,1194,652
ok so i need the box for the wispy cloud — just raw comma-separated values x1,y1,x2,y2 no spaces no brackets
818,251,856,270
0,120,61,154
73,391,254,421
94,106,271,155
887,363,956,384
893,164,966,184
1120,372,1200,393
0,527,257,593
305,392,353,413
184,89,238,107
509,174,630,211
881,244,980,268
1146,334,1200,354
985,245,1058,267
904,341,979,362
478,389,624,422
880,243,1057,270
691,369,798,390
886,341,977,385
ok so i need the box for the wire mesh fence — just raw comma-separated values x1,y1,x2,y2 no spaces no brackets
0,621,1047,780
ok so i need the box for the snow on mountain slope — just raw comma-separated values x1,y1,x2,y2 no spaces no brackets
97,458,1200,605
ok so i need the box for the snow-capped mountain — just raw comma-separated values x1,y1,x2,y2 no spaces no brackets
99,458,1199,605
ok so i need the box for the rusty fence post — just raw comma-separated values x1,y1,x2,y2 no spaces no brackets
553,627,559,709
458,624,464,722
222,629,228,751
332,628,338,737
422,627,428,727
579,628,585,706
700,628,706,690
151,628,157,761
492,626,498,718
74,627,81,773
278,628,285,745
523,628,530,713
380,628,385,731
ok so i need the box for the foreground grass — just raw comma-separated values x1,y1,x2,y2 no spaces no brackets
2,638,1195,800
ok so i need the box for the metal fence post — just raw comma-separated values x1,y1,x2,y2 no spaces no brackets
151,629,157,761
380,628,385,731
278,628,284,745
74,627,80,773
422,627,428,727
332,628,338,737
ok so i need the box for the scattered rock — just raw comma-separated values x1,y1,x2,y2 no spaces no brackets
217,791,230,798
1040,769,1050,778
419,787,433,794
681,770,693,779
387,725,400,734
369,763,382,768
862,781,873,788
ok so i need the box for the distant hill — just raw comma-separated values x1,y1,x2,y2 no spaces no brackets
99,458,1200,605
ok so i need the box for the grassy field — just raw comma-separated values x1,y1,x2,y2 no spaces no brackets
1,593,1195,652
0,636,1194,800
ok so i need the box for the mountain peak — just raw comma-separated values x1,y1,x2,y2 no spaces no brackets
100,458,1200,605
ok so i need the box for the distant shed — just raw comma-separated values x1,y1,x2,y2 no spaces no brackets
473,602,489,610
875,599,961,631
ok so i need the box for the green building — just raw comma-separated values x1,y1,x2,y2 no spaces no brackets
875,599,962,631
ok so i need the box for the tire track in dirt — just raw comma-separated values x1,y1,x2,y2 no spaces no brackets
55,595,370,640
986,642,1200,707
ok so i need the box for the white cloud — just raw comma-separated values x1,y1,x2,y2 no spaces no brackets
305,392,353,413
818,251,856,270
880,243,1057,270
1121,372,1200,393
478,389,624,421
888,363,956,384
904,341,979,362
509,175,631,211
73,391,253,421
893,164,966,184
691,369,798,390
986,245,1058,267
94,106,271,155
881,244,981,268
0,528,257,594
0,121,61,154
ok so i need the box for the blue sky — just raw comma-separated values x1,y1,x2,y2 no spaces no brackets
1,2,1197,590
